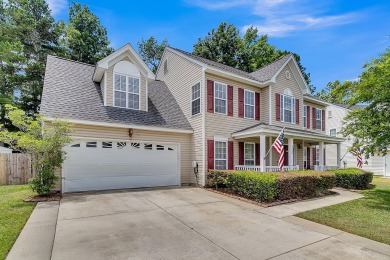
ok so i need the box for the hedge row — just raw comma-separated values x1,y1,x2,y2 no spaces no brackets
207,170,335,202
331,168,373,189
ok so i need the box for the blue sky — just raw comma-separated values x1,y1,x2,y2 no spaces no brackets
48,0,390,92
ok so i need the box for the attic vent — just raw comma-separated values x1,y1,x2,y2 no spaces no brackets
164,59,168,74
285,70,291,79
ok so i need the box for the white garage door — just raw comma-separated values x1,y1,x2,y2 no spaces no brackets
62,140,180,193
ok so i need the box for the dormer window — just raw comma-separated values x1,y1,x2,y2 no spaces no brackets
114,74,140,110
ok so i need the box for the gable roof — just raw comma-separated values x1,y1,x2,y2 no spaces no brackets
250,54,293,82
41,55,192,132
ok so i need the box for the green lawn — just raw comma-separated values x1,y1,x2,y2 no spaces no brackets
0,185,36,260
296,176,390,245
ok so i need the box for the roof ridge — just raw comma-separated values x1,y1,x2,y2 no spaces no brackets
47,55,96,67
250,53,292,74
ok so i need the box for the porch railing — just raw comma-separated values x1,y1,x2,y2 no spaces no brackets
314,165,339,171
265,166,299,172
234,165,262,172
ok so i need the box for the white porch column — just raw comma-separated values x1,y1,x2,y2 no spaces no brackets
288,138,294,166
260,135,266,172
337,143,341,169
319,142,324,168
269,137,273,166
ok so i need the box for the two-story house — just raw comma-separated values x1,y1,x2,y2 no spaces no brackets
41,43,344,193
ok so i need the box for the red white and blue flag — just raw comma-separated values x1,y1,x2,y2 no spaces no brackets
350,150,363,168
273,129,285,171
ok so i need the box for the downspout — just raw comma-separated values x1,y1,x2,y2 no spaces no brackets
202,67,206,186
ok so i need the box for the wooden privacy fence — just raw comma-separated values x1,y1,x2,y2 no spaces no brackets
0,153,33,185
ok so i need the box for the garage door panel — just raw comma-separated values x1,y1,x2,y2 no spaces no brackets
63,140,180,192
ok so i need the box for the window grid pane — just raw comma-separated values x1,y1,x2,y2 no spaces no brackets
281,94,295,123
244,91,255,118
214,83,227,114
192,83,201,115
244,143,255,166
215,141,227,170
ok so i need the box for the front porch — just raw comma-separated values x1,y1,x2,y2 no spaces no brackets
232,124,344,172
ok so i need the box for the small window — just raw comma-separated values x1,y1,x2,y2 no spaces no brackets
102,142,112,148
244,143,255,165
214,141,227,170
86,142,97,148
144,143,153,150
328,110,332,118
191,83,201,116
117,142,127,149
244,90,255,119
303,105,307,128
316,108,322,130
71,143,80,147
214,82,227,114
156,145,165,151
131,143,140,149
330,129,337,137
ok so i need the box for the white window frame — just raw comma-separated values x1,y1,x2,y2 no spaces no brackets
214,81,227,115
244,90,255,119
113,73,140,110
280,94,295,124
191,82,201,116
244,142,255,165
303,105,307,128
330,129,337,137
214,140,228,170
316,108,322,130
328,110,332,118
316,147,320,166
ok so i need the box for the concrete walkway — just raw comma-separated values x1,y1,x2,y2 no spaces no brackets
7,188,390,260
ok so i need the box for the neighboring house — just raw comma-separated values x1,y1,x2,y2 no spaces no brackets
325,103,390,176
41,43,344,193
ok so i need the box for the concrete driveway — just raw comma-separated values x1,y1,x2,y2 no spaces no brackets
48,187,390,260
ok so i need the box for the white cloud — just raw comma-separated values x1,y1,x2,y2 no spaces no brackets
46,0,68,15
184,0,360,37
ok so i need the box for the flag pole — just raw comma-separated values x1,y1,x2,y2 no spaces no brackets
263,127,285,160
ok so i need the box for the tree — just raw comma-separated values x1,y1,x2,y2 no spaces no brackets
63,2,113,64
316,80,356,104
341,48,390,157
0,105,73,195
193,22,315,93
138,37,168,73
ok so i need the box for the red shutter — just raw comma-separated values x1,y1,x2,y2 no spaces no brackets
307,106,310,128
207,140,214,170
228,141,234,169
255,143,260,166
276,93,281,121
307,147,311,169
207,80,214,113
255,92,260,120
312,147,316,165
312,107,316,129
238,88,244,117
322,110,325,131
295,98,299,124
227,85,233,116
239,142,244,165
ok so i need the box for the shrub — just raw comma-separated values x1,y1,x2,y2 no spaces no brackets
331,168,374,189
29,167,58,196
206,170,231,189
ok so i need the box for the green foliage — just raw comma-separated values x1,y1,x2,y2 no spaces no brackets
62,2,114,64
193,22,315,93
0,105,73,195
206,170,335,202
331,168,374,189
341,48,390,157
138,37,168,73
316,80,356,104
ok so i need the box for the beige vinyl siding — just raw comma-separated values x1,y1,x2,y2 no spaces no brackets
271,61,303,130
303,101,326,134
261,85,270,124
52,123,193,191
156,49,204,183
105,57,147,111
204,73,264,169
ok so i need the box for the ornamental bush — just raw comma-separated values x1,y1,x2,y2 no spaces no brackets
331,168,373,189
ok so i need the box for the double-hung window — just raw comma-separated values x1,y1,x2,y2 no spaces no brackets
303,105,307,128
191,83,201,116
330,129,336,137
214,141,227,169
316,108,322,130
214,82,227,114
244,90,255,119
114,74,140,110
280,94,295,123
316,147,320,166
244,143,255,165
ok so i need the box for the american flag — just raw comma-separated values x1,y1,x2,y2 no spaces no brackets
350,150,363,168
273,129,285,171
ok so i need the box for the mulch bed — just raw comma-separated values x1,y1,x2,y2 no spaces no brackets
205,188,337,208
23,192,62,202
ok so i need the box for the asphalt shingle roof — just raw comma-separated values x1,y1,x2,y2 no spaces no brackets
40,55,192,131
170,47,291,83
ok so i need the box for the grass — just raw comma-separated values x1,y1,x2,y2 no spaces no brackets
0,185,36,260
296,176,390,245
